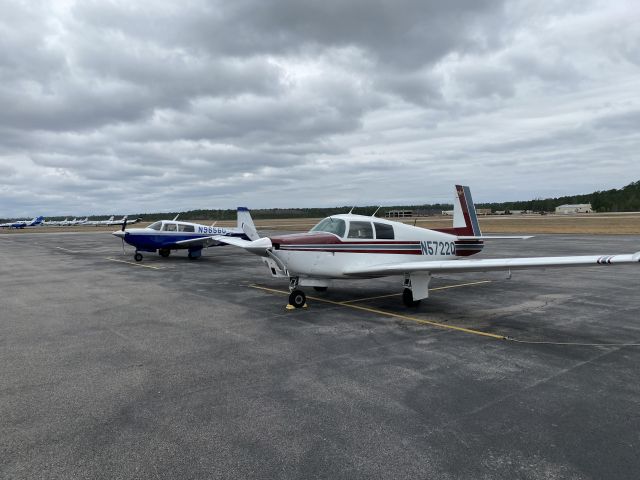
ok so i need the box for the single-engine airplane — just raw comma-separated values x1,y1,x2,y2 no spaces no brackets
212,185,640,308
0,216,45,229
112,208,258,261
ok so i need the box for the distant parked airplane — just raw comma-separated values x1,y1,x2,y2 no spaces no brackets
83,216,113,226
43,217,68,226
0,216,45,229
112,208,256,261
86,215,141,227
106,215,141,227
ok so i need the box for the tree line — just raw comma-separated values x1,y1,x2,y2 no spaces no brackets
475,180,640,213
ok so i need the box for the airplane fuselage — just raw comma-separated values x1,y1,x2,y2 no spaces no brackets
116,221,248,253
263,215,483,280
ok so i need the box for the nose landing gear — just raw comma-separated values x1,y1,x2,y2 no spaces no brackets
286,277,308,309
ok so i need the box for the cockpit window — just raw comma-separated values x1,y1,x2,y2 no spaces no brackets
148,221,162,231
178,224,195,232
163,223,177,232
310,217,346,237
374,222,394,239
348,221,374,239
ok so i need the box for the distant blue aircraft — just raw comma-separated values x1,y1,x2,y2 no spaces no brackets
112,208,258,261
0,216,45,229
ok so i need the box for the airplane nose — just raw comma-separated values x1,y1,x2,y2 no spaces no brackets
112,230,125,238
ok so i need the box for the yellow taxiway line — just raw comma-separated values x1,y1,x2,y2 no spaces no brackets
105,257,164,270
249,283,505,340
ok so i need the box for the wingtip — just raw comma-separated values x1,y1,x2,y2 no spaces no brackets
237,207,249,212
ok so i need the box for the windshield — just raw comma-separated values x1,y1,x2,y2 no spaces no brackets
148,221,162,231
310,217,346,237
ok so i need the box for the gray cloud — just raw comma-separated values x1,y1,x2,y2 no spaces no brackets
0,0,639,217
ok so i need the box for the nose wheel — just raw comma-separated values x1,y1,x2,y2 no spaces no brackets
134,252,143,262
288,290,307,309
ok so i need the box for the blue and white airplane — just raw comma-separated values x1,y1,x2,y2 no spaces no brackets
112,208,258,261
0,216,45,229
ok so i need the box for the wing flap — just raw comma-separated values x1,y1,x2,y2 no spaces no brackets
343,252,640,277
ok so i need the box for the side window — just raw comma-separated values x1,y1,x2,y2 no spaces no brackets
374,223,394,239
347,221,373,239
179,224,195,232
163,223,177,232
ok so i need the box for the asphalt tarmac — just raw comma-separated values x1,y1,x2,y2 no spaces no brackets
1,231,639,479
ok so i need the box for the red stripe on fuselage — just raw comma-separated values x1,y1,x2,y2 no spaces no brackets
279,247,424,255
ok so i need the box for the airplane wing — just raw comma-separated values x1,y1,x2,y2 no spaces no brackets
343,252,640,278
173,236,223,248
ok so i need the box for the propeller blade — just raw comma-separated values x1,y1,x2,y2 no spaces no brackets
122,238,125,255
121,218,128,231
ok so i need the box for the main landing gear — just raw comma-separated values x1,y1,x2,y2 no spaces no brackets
188,249,202,260
401,273,430,308
159,249,171,258
402,288,421,308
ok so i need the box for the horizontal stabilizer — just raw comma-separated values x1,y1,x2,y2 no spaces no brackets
213,235,272,256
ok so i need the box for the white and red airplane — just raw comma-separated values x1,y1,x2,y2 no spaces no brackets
215,185,640,308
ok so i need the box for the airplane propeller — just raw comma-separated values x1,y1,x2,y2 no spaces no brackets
121,218,128,254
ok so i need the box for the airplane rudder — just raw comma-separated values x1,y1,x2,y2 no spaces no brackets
237,207,259,240
461,185,482,237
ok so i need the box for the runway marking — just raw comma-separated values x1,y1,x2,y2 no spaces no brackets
340,280,492,304
105,257,164,270
249,284,505,340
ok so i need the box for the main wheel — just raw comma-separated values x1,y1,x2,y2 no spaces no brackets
134,252,143,262
289,290,307,309
159,249,170,258
313,286,328,292
402,288,421,307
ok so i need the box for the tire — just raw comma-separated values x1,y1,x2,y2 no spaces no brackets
313,286,328,292
159,249,170,258
289,290,307,309
134,253,143,262
402,288,421,308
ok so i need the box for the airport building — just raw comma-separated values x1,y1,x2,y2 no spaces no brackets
555,203,593,214
386,210,414,218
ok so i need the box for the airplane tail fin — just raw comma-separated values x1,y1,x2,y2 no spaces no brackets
453,185,482,237
237,207,259,241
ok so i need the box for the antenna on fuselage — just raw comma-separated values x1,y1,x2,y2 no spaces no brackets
173,213,180,221
211,221,217,227
348,206,356,214
372,206,382,217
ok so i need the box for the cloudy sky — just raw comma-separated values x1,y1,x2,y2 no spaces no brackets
1,0,639,216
